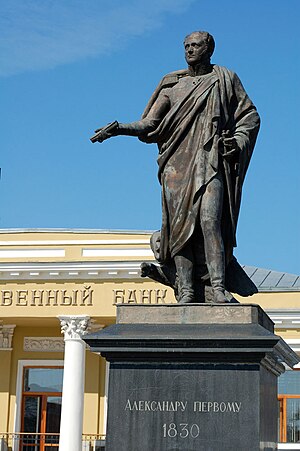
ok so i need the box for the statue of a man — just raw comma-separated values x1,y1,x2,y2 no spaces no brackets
91,31,260,304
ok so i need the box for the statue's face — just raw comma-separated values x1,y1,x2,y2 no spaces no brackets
184,33,208,66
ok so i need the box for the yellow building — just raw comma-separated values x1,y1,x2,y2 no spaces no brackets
0,229,299,450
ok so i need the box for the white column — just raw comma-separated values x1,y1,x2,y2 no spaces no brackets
58,315,90,451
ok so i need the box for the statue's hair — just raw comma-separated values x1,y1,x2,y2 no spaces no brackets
184,31,215,57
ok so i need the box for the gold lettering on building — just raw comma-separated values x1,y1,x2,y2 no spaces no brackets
155,289,167,303
113,288,170,305
113,289,125,304
1,290,13,306
140,289,151,303
61,290,72,306
16,290,28,306
0,287,93,307
30,290,44,306
80,286,93,306
45,290,59,306
72,290,79,306
127,289,137,303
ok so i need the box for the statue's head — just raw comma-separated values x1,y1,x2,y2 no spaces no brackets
184,31,215,66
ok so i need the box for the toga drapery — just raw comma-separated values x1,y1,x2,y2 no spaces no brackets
139,65,260,268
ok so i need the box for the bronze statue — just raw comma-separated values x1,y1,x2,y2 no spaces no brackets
91,31,260,304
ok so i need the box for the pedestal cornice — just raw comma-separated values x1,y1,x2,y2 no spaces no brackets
85,304,299,374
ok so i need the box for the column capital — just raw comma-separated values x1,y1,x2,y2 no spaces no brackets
0,322,16,350
58,315,91,341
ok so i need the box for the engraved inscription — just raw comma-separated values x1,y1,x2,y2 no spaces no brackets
125,400,187,412
193,401,241,413
162,423,200,439
124,399,242,414
124,398,243,440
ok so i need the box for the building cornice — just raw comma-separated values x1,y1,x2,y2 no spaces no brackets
0,228,154,235
0,239,150,246
266,310,300,329
0,262,299,291
0,261,144,280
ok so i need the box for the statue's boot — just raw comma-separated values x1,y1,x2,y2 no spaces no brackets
213,288,228,303
174,253,195,304
206,249,228,304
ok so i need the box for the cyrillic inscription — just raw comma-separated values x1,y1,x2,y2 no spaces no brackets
1,286,93,307
193,401,241,413
125,398,242,439
124,399,242,414
113,288,169,304
125,400,187,412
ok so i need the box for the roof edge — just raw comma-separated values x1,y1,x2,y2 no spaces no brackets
0,228,155,235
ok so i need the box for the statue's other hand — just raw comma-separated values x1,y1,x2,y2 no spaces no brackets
222,136,237,150
222,147,239,160
220,132,239,160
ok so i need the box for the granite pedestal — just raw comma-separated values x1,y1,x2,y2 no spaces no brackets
84,304,299,451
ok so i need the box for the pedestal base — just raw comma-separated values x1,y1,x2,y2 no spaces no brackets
85,304,298,451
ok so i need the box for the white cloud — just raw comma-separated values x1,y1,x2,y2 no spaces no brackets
0,0,194,76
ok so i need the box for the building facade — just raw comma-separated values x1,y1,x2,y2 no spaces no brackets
0,229,300,450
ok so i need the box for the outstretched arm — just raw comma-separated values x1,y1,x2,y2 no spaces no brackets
91,92,170,143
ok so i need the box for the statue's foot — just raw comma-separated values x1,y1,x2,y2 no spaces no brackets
213,289,230,304
178,289,195,304
178,294,195,304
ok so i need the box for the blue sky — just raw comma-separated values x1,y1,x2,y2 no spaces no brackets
1,0,300,275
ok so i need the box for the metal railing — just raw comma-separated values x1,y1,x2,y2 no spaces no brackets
0,434,106,451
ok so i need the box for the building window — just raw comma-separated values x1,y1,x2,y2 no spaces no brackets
20,366,63,450
279,369,300,443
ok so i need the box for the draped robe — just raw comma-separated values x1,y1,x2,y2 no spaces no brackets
140,65,260,271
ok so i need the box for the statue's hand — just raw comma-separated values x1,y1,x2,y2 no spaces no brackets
94,127,113,142
90,121,119,143
220,131,239,159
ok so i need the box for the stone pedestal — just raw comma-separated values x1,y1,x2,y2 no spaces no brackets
84,304,299,451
